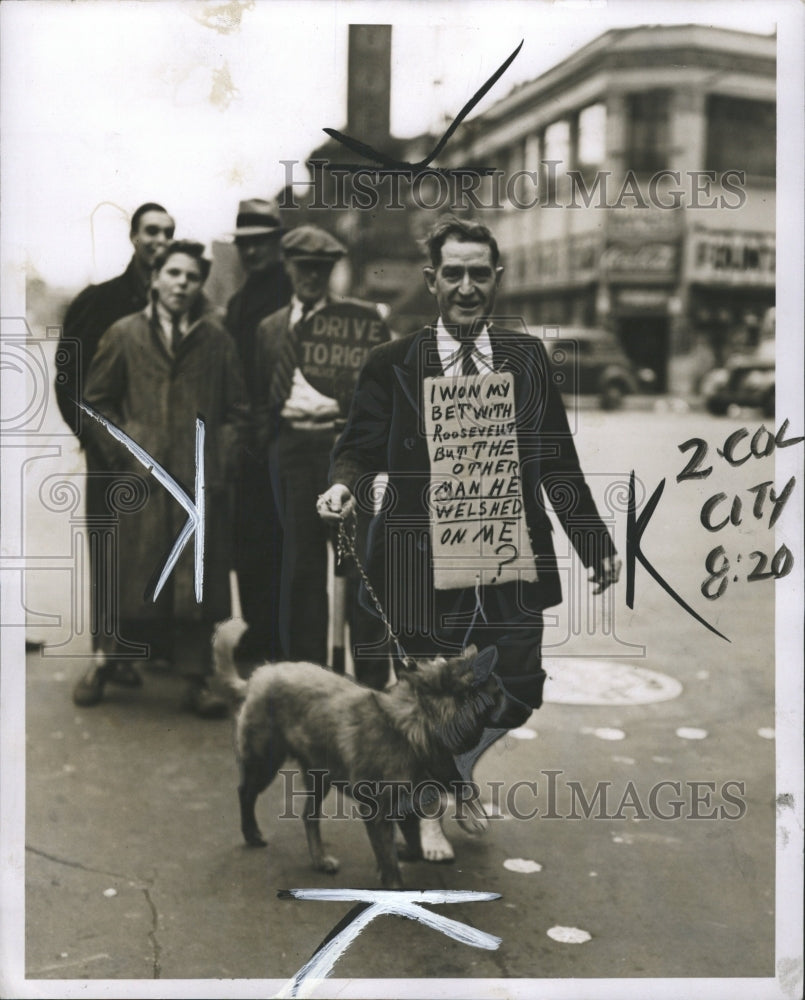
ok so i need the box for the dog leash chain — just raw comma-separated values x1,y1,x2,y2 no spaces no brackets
336,511,412,667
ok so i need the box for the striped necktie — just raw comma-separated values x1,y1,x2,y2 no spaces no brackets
459,339,479,376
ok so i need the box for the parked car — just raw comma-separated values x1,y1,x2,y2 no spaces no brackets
528,326,656,410
701,340,775,417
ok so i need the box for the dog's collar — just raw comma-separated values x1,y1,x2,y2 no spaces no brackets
451,675,532,785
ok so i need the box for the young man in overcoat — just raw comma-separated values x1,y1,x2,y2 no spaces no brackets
74,240,249,717
56,203,175,682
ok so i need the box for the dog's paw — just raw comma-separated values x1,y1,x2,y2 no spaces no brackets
380,873,405,889
396,842,422,862
314,854,340,874
420,818,455,862
243,832,267,848
456,811,489,836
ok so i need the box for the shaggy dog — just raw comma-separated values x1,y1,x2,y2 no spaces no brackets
213,619,506,889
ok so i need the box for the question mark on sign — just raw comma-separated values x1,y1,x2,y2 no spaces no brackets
491,543,518,583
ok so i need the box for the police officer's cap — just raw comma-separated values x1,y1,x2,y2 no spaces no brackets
281,225,346,263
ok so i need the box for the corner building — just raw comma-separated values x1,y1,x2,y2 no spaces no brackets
441,25,776,395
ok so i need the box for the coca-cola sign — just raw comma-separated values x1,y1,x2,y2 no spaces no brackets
600,242,678,277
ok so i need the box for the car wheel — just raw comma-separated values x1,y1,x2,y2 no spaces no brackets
600,382,625,411
762,388,775,418
706,398,728,416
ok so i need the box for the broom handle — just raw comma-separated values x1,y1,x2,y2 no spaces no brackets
229,570,243,621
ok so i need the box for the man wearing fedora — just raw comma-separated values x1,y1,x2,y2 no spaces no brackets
254,225,390,683
225,199,292,663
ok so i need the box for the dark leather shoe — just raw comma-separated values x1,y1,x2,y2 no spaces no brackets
183,682,228,719
72,666,109,707
105,662,143,688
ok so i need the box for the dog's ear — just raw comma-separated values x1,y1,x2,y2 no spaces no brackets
471,645,498,684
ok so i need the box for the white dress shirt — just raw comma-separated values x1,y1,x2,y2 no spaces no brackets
435,318,495,375
154,301,189,353
281,295,341,422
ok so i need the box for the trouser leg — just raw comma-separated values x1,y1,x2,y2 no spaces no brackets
115,618,174,664
84,447,118,655
390,583,545,786
173,620,215,681
346,507,391,689
270,428,330,664
347,575,391,689
234,457,283,661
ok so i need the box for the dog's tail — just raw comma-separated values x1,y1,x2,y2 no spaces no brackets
211,618,250,702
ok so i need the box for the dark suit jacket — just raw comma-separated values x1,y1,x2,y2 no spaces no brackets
253,304,293,453
224,264,292,404
56,257,148,439
330,325,616,615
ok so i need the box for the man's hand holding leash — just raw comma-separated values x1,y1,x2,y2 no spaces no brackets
319,488,622,596
317,484,355,524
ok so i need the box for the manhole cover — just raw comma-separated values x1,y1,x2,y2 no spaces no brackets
543,658,682,705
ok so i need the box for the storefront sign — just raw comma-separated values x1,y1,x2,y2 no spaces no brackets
615,289,670,311
690,231,775,287
601,242,678,278
607,205,684,238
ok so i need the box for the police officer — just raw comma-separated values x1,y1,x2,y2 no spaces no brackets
254,226,390,686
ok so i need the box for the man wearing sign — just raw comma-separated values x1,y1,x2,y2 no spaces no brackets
319,217,620,839
254,225,391,683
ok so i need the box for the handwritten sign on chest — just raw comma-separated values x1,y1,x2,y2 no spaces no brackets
423,371,538,590
296,301,389,416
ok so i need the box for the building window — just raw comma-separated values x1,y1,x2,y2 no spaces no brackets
543,120,570,198
706,96,775,178
626,91,670,173
576,103,606,169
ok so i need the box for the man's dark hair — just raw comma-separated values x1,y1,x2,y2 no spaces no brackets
130,202,172,236
426,216,500,268
153,240,211,282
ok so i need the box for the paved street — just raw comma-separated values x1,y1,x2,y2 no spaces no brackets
12,396,790,995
